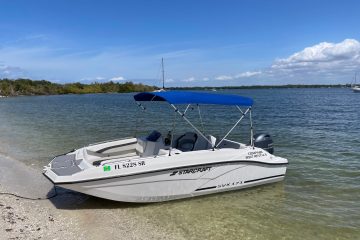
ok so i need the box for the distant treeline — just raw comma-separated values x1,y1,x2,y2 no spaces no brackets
169,84,350,91
0,79,351,97
0,78,155,96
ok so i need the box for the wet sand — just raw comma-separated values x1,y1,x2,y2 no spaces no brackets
0,155,185,240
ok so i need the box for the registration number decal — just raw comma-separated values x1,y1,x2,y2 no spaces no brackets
114,160,146,170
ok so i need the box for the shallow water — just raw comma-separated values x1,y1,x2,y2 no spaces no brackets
0,88,359,239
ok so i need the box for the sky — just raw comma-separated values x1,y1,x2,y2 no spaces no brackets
0,0,360,86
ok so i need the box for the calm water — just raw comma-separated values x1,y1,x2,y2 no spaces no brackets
0,88,359,239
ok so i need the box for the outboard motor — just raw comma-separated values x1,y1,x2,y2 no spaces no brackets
253,133,274,154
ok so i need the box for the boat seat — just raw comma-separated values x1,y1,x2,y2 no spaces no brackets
193,135,216,151
146,130,162,142
176,132,198,152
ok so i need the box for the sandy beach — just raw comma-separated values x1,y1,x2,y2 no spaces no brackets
0,155,185,240
0,186,81,240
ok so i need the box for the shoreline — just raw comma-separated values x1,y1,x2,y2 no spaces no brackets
0,85,352,98
0,154,184,240
0,77,353,98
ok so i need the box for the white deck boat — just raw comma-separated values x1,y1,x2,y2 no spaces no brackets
43,91,288,202
351,73,360,92
352,86,360,92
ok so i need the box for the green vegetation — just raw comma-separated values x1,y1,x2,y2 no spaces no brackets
0,78,155,96
0,79,351,97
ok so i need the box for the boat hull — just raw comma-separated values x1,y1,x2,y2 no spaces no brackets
52,162,287,202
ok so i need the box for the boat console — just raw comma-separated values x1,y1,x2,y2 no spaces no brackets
136,131,166,157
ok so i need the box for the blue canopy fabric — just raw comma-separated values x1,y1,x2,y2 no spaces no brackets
134,91,253,106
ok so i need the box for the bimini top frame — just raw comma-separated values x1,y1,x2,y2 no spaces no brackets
133,91,255,150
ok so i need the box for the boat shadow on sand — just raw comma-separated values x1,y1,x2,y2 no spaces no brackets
46,186,140,210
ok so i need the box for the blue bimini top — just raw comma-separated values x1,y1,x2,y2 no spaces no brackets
133,91,253,106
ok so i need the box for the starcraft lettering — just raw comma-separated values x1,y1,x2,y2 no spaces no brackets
170,167,211,176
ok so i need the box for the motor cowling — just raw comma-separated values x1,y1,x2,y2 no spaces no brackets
253,133,274,154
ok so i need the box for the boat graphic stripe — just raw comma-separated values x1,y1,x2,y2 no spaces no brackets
244,174,285,183
195,186,217,191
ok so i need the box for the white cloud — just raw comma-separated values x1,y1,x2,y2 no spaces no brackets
165,78,174,83
0,64,27,78
272,39,360,71
235,71,262,78
215,71,261,81
215,75,233,80
212,40,360,84
202,77,209,81
80,76,106,82
182,77,196,82
109,76,126,81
